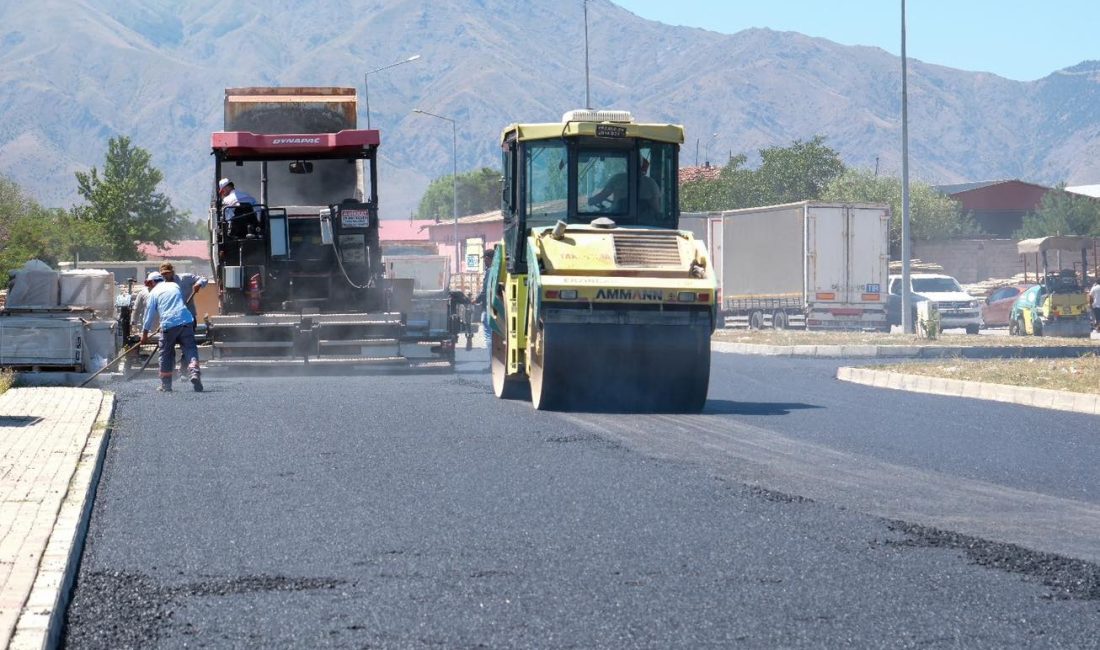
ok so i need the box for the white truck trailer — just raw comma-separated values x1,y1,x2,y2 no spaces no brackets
682,201,890,330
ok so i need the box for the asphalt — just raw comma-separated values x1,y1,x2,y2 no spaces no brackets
62,349,1100,648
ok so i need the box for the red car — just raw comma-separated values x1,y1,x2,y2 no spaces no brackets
981,283,1035,328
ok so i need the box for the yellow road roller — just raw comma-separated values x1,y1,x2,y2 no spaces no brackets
486,110,717,411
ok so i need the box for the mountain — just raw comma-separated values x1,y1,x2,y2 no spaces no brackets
2,0,1099,221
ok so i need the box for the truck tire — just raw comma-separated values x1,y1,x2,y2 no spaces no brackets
749,310,764,330
772,310,788,330
965,324,979,335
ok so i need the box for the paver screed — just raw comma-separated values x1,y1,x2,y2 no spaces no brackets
0,388,110,649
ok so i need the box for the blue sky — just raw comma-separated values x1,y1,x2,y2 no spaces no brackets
613,0,1098,81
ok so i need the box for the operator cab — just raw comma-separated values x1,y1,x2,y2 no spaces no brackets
500,109,682,273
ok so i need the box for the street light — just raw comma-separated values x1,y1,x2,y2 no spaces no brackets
364,54,420,130
704,132,719,167
413,108,459,273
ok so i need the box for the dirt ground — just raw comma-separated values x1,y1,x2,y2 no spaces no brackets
873,356,1100,395
713,328,1100,348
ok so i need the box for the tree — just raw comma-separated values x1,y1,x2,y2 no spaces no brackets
75,136,188,259
680,137,845,212
680,154,763,212
822,169,978,252
1017,186,1100,237
0,176,109,277
755,136,846,205
416,167,501,221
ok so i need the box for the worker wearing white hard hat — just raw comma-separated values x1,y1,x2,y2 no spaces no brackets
217,177,260,237
140,271,203,393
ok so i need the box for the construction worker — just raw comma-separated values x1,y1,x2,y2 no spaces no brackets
158,262,208,320
140,272,202,393
1090,278,1100,332
158,262,208,379
218,178,260,237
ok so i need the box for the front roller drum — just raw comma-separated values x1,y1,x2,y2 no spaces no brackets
528,320,711,413
491,321,527,399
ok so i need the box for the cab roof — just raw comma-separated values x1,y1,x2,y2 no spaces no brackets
501,118,684,145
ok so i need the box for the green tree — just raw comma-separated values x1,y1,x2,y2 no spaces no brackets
417,167,501,220
0,176,109,276
680,154,763,212
75,135,188,259
755,136,846,204
1017,186,1100,237
822,169,978,252
680,137,845,212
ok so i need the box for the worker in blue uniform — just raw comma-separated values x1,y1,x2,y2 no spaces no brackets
140,272,203,392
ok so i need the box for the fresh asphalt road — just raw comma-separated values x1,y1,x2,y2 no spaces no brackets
64,348,1100,648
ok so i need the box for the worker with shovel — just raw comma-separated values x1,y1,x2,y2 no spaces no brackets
140,272,203,393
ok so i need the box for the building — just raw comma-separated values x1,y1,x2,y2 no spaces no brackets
933,180,1052,237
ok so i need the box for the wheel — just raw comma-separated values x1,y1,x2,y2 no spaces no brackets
528,306,564,411
749,310,764,330
965,324,979,335
1008,317,1021,336
1033,318,1043,337
491,310,525,399
772,310,788,330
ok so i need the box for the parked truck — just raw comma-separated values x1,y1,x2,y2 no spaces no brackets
682,201,890,330
205,87,459,369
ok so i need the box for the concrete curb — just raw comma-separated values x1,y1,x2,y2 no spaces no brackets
9,393,115,650
713,340,1098,359
837,367,1100,416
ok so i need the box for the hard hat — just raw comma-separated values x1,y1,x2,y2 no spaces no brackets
218,178,231,191
146,271,164,283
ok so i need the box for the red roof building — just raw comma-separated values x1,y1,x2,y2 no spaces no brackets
137,240,210,261
934,180,1051,237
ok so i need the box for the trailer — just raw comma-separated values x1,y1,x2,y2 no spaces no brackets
682,201,890,330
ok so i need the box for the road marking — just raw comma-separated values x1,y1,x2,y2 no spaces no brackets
557,411,1100,563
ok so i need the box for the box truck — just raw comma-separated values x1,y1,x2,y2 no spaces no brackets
682,201,890,330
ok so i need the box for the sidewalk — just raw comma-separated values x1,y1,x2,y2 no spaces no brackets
0,388,113,650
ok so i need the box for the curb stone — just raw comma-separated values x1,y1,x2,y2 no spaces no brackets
837,366,1100,416
8,392,115,650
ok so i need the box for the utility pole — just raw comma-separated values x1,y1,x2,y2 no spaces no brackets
583,0,592,109
901,0,913,334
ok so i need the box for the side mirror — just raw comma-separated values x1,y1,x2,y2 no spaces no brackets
289,161,314,174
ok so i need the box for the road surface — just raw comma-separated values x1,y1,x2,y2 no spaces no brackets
63,349,1100,648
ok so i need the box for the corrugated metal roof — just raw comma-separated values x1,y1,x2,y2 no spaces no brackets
934,179,1052,195
1066,184,1100,198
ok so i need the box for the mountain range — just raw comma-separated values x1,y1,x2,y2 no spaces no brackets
2,0,1099,222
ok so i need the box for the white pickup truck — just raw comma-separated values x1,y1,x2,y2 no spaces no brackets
887,273,983,333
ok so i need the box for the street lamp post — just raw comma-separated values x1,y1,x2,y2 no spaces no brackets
704,132,719,167
364,54,420,130
413,109,460,273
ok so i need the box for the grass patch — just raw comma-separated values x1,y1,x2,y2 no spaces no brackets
714,328,1100,348
874,356,1100,395
0,369,14,395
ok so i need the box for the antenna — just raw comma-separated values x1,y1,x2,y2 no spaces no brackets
584,0,591,109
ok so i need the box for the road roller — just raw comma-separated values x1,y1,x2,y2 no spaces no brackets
486,109,717,412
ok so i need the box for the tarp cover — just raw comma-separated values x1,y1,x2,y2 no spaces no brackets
6,259,59,308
